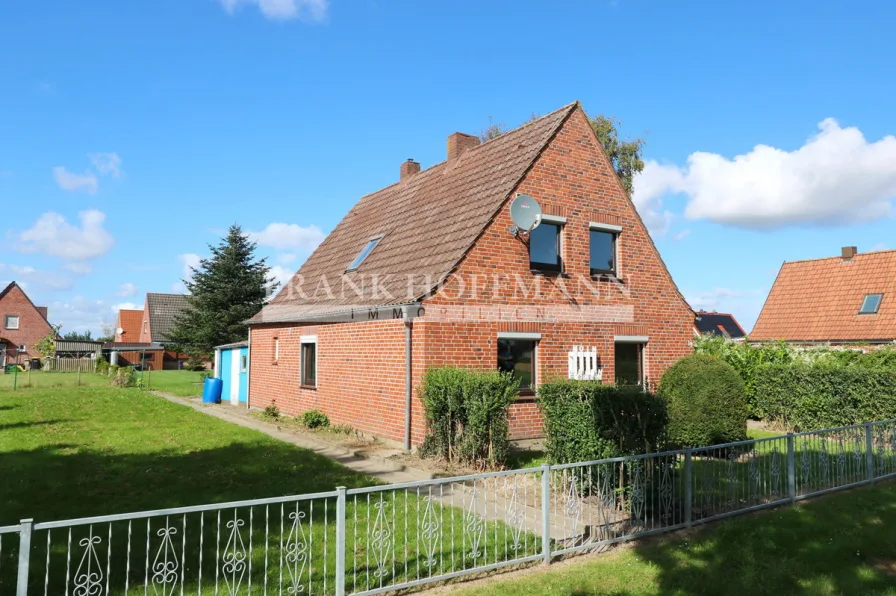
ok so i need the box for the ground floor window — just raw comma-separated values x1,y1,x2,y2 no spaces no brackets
615,341,644,386
301,337,317,388
498,337,537,390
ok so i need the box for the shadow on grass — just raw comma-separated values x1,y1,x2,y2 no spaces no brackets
632,481,896,595
0,419,70,431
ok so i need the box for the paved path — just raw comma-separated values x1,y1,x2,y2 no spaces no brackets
152,391,433,485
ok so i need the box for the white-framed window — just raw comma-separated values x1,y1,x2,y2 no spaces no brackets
346,235,384,272
497,332,541,391
860,293,883,315
300,335,318,388
529,214,565,273
4,315,20,330
590,222,622,277
240,354,248,373
614,335,648,387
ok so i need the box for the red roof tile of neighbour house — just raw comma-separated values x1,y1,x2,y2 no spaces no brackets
750,249,896,342
249,103,580,324
114,309,143,342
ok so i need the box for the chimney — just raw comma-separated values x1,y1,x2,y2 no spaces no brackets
447,132,479,161
841,246,858,261
400,158,420,180
36,306,48,320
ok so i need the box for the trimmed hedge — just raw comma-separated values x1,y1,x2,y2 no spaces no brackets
538,380,667,464
419,367,519,468
753,362,896,430
659,354,748,448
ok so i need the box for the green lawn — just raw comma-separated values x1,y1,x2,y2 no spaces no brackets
0,369,206,396
0,385,531,594
451,479,896,596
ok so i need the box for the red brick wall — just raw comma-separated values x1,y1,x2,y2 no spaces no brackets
0,284,53,363
249,106,693,446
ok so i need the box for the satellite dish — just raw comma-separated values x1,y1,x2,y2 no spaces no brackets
116,328,124,335
509,194,543,233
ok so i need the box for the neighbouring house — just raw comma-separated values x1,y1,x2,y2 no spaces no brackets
214,341,249,405
751,246,896,348
246,102,694,448
0,281,53,368
694,311,746,340
105,293,192,370
48,340,104,372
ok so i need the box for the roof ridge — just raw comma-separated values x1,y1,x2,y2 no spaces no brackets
782,249,896,266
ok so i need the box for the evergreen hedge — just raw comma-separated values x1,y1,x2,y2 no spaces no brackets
538,380,667,464
753,362,896,430
418,367,519,468
659,354,748,448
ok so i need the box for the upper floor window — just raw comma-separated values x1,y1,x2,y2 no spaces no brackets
346,235,384,272
529,218,563,272
860,294,883,314
4,315,19,330
590,223,621,276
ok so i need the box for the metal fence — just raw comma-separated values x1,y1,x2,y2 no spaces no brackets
4,418,896,595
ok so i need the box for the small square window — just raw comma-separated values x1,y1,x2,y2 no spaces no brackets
4,315,19,330
498,338,536,390
346,235,383,272
240,354,248,373
860,294,883,314
529,222,562,272
590,230,617,276
301,342,317,387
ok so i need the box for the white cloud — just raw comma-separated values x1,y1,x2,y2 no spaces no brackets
111,301,139,312
47,297,111,335
171,282,187,294
218,0,328,21
179,253,201,279
687,288,744,312
17,210,114,261
250,223,325,251
269,265,294,288
631,160,686,235
117,282,137,297
53,166,98,194
277,253,298,265
89,152,122,177
0,264,74,291
63,262,92,274
637,119,896,229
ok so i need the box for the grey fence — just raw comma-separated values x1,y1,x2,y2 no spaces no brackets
4,418,896,595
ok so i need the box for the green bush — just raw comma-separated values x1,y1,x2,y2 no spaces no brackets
302,409,330,429
95,356,110,375
538,380,667,464
110,366,138,388
262,402,280,420
753,362,896,430
419,367,519,468
659,354,748,448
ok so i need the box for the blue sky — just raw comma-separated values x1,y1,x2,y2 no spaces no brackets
2,0,895,335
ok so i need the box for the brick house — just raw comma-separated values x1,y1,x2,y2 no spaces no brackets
751,246,896,348
106,294,192,370
694,311,746,341
247,102,693,448
0,281,54,367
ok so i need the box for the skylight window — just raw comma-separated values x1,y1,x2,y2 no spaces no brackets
346,235,383,272
860,294,883,314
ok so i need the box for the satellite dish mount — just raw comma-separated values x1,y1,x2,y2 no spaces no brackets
508,194,543,238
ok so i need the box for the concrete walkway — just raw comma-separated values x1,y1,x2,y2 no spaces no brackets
152,391,434,485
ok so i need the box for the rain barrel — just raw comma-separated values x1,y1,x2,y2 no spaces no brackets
202,377,223,404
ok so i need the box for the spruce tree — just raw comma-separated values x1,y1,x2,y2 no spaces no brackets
168,225,276,357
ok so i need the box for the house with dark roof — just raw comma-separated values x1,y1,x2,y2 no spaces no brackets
751,246,896,347
106,293,192,370
0,281,54,368
694,311,747,340
247,102,694,448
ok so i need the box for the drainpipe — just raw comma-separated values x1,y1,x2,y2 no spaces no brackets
403,306,413,452
246,329,252,410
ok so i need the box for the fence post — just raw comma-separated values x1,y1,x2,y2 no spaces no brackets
16,519,33,596
683,448,693,528
541,463,551,565
335,487,347,596
865,422,875,484
786,433,796,502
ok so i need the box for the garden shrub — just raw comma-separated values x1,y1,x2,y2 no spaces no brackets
659,354,748,448
419,367,518,468
184,353,207,371
95,356,110,375
538,380,667,464
753,362,896,430
110,366,138,388
262,402,280,419
302,409,330,429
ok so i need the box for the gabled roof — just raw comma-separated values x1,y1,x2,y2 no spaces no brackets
116,309,143,340
0,281,50,324
146,293,190,342
694,311,746,339
751,250,896,342
250,103,578,324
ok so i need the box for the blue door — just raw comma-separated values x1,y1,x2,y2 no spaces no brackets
220,349,233,402
237,347,249,403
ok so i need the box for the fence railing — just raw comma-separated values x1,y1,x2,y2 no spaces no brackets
5,418,896,595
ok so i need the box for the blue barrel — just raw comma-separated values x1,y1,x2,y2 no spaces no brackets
202,378,223,404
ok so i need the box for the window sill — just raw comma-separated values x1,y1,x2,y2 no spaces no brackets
515,389,537,402
300,384,318,390
590,273,623,282
530,269,568,278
